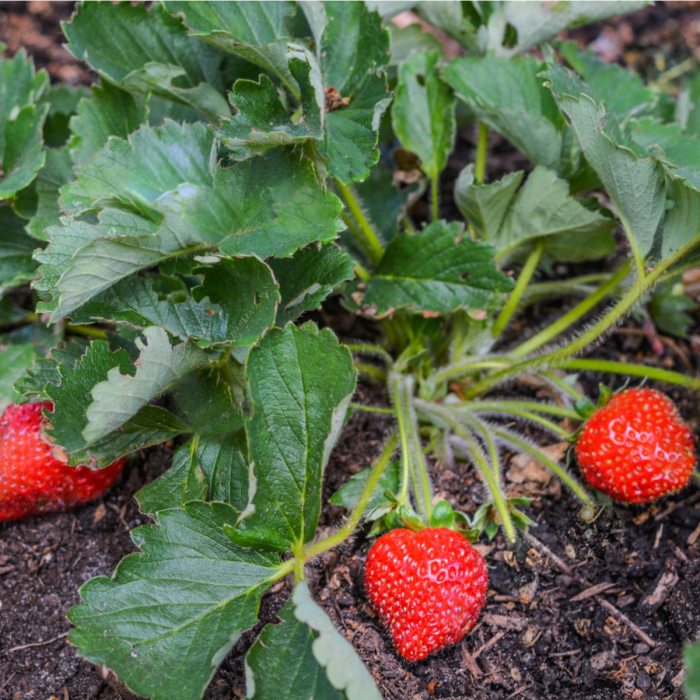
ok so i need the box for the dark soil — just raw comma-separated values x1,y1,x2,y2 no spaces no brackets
0,3,699,700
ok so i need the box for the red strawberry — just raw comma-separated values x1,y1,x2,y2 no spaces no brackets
364,527,488,661
575,388,696,504
0,402,124,522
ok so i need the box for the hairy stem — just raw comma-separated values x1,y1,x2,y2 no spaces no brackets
431,174,440,221
560,358,700,390
465,253,683,398
512,261,631,357
336,179,384,265
305,433,398,559
494,427,594,507
474,122,488,184
493,241,544,339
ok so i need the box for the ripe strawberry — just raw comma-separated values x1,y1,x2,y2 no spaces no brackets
575,388,696,504
0,402,124,522
364,527,488,661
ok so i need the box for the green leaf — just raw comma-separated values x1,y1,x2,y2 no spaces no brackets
22,147,74,241
68,81,148,167
544,62,665,259
0,206,39,294
160,150,344,260
245,594,344,700
75,257,279,349
470,165,616,261
43,147,341,320
685,639,700,700
362,221,512,315
64,3,229,119
0,343,36,413
69,502,281,700
14,339,87,401
292,582,382,700
392,50,455,180
321,70,391,185
0,48,49,198
163,1,298,96
558,42,657,122
444,55,565,171
314,2,391,183
137,434,249,515
388,24,442,66
83,326,208,444
454,165,523,240
221,49,324,159
330,461,400,521
236,324,356,550
659,176,700,260
270,244,354,325
649,277,696,338
481,2,648,58
60,120,216,216
685,70,700,138
44,339,136,465
628,118,700,190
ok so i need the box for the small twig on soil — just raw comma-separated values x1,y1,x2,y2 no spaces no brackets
524,531,658,648
472,630,507,659
8,631,68,653
654,491,700,521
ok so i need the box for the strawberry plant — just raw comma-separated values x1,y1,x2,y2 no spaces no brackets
0,1,698,698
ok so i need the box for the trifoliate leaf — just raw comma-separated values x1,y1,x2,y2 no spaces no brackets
457,165,615,262
68,502,282,700
74,257,279,349
685,639,700,700
235,324,356,550
361,221,512,315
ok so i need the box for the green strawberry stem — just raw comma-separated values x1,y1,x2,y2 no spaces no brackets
390,373,433,521
493,426,594,507
417,401,516,543
492,240,544,339
431,174,440,221
464,247,695,398
511,261,631,357
559,359,700,390
474,121,488,184
540,371,586,403
455,399,579,420
335,178,385,265
304,432,398,560
524,272,617,305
